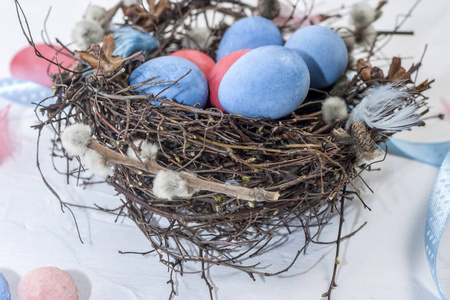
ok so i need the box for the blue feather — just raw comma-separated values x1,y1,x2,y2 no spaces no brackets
112,26,159,58
346,84,424,133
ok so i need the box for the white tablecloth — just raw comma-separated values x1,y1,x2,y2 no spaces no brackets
1,0,449,299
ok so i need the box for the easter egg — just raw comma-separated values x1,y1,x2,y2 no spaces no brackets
285,25,348,89
216,16,283,61
10,44,76,88
129,56,208,107
219,46,310,119
0,273,11,300
208,49,251,112
18,267,79,300
169,49,215,79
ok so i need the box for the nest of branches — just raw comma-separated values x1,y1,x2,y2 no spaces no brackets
16,0,433,298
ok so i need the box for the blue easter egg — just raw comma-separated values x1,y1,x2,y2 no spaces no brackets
129,56,208,107
285,25,348,89
216,16,283,61
0,273,11,300
219,46,310,119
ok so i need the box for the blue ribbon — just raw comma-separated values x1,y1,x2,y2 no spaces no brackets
0,78,52,107
386,138,450,299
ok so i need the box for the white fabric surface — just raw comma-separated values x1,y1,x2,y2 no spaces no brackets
0,0,449,299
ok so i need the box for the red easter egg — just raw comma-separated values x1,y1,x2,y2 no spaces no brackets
169,49,215,79
208,49,251,113
10,44,76,88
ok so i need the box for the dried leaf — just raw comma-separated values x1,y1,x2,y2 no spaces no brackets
75,35,143,75
387,57,401,79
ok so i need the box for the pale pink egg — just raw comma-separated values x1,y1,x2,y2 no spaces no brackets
169,49,215,79
18,267,79,300
10,44,76,88
208,49,251,113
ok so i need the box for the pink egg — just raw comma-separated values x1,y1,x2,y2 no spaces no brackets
208,49,251,113
169,49,215,79
10,44,76,88
18,267,79,300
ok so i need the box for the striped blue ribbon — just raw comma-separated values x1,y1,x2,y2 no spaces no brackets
386,138,450,299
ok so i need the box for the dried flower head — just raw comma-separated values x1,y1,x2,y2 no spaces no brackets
346,84,424,133
84,149,113,178
60,123,92,156
113,26,159,58
127,139,159,161
350,3,377,29
322,97,348,124
356,25,377,48
153,170,196,200
83,5,107,23
71,20,104,50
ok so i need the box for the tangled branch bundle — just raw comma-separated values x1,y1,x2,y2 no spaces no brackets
17,0,432,298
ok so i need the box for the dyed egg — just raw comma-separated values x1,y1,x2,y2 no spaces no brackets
0,273,11,300
169,49,215,79
219,46,310,119
285,25,348,89
129,56,208,107
10,44,76,88
18,267,79,300
216,16,283,61
208,49,251,112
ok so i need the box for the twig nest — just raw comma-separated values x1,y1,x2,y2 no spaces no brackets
285,25,348,89
60,123,92,156
18,267,79,300
218,46,310,119
129,56,208,107
322,96,348,124
216,16,283,61
71,20,104,50
84,149,113,178
153,170,197,200
127,139,158,161
0,273,11,300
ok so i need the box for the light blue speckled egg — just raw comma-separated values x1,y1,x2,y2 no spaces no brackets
0,273,11,300
129,56,208,107
285,25,348,89
216,16,283,62
218,46,310,119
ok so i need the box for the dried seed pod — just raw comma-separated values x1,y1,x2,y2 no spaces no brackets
371,66,384,81
350,121,374,153
350,121,380,162
357,59,372,81
258,0,281,20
